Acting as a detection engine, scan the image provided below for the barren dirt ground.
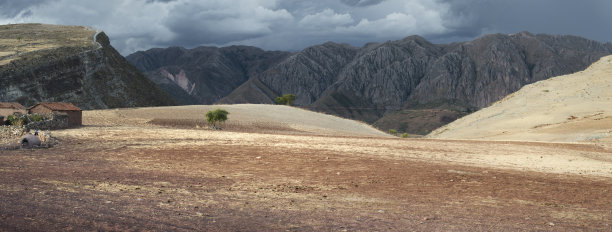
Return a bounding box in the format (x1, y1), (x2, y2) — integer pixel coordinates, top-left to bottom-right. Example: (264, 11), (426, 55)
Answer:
(1, 107), (612, 231)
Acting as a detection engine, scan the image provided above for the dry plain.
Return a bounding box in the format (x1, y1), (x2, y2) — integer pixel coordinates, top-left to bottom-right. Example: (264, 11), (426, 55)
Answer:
(0, 104), (611, 231)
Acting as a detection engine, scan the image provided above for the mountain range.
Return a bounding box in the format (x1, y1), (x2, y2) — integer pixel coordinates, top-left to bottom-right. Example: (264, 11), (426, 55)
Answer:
(127, 32), (612, 134)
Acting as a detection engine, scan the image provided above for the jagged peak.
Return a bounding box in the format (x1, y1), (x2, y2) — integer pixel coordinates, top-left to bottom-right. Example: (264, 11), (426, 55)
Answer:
(389, 35), (436, 49)
(94, 31), (110, 47)
(400, 35), (428, 42)
(510, 31), (535, 37)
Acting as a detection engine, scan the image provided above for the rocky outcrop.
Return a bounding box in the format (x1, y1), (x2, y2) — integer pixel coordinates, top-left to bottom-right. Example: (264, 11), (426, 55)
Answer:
(0, 24), (177, 109)
(126, 45), (290, 104)
(217, 42), (359, 105)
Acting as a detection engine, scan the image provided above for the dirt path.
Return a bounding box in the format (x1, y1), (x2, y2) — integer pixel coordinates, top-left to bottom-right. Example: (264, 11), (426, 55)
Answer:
(1, 125), (611, 231)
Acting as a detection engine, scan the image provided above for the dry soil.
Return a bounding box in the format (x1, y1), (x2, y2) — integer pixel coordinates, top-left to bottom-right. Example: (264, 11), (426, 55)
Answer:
(0, 105), (611, 231)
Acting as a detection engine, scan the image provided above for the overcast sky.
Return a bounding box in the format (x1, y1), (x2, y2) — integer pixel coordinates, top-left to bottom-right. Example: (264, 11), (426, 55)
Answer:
(1, 0), (611, 55)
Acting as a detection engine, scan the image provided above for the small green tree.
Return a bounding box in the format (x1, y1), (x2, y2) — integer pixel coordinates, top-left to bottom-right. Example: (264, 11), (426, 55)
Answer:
(275, 94), (297, 106)
(275, 96), (287, 105)
(206, 108), (229, 129)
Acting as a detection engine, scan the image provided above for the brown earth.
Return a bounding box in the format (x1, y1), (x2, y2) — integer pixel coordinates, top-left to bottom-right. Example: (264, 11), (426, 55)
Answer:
(1, 106), (611, 231)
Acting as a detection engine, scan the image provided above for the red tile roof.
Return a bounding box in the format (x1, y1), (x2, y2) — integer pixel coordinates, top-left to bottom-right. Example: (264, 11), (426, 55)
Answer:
(31, 102), (81, 111)
(0, 102), (26, 110)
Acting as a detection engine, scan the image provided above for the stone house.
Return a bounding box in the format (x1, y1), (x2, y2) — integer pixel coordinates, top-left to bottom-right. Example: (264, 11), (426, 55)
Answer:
(28, 102), (82, 127)
(0, 102), (27, 122)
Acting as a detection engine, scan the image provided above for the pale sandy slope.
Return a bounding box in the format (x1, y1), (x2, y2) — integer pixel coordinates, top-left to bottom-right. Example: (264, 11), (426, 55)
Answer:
(428, 55), (612, 144)
(84, 104), (391, 137)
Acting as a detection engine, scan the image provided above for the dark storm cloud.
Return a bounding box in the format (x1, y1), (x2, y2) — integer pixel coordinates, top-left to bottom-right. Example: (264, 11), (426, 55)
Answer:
(340, 0), (386, 7)
(0, 0), (48, 17)
(435, 0), (612, 43)
(0, 0), (610, 55)
(163, 1), (293, 46)
(145, 0), (176, 3)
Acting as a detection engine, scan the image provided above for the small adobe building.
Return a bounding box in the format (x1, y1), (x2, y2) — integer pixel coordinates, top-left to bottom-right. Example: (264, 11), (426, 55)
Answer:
(28, 102), (82, 127)
(0, 102), (27, 118)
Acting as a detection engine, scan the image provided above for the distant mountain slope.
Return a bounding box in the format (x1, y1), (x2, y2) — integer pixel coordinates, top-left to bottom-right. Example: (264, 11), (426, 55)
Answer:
(130, 32), (612, 134)
(126, 46), (290, 104)
(428, 55), (612, 143)
(0, 23), (176, 109)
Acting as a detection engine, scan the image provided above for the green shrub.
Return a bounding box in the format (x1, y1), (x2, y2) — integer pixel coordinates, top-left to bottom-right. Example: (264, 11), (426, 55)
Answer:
(275, 94), (297, 106)
(402, 133), (408, 138)
(389, 129), (397, 135)
(6, 115), (27, 126)
(30, 114), (44, 122)
(206, 108), (229, 129)
(5, 115), (16, 125)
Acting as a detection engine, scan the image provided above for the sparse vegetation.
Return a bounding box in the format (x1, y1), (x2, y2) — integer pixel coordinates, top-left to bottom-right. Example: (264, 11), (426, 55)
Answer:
(5, 114), (47, 126)
(206, 108), (229, 129)
(389, 129), (397, 135)
(402, 133), (408, 138)
(29, 114), (44, 122)
(275, 94), (297, 106)
(5, 115), (24, 126)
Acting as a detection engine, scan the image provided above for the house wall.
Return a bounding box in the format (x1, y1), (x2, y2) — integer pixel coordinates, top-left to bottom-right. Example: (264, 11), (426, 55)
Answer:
(65, 111), (82, 127)
(0, 108), (27, 117)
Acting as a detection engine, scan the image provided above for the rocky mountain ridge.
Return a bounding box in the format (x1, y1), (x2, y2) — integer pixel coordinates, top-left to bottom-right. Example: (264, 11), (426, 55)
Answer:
(129, 32), (612, 134)
(127, 46), (290, 104)
(0, 23), (176, 109)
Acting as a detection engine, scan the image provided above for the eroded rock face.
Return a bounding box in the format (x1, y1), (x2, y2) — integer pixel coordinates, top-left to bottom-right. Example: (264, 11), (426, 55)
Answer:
(126, 46), (291, 104)
(0, 24), (176, 109)
(234, 32), (612, 134)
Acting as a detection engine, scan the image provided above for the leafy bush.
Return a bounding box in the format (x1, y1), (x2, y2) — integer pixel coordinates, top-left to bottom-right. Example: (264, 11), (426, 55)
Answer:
(29, 114), (44, 122)
(5, 115), (16, 125)
(5, 114), (48, 126)
(389, 129), (397, 135)
(6, 115), (26, 126)
(206, 108), (229, 129)
(275, 94), (297, 106)
(402, 133), (408, 138)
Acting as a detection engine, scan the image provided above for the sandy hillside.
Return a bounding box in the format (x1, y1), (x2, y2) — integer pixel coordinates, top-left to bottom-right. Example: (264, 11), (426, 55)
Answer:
(428, 55), (612, 144)
(84, 104), (390, 137)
